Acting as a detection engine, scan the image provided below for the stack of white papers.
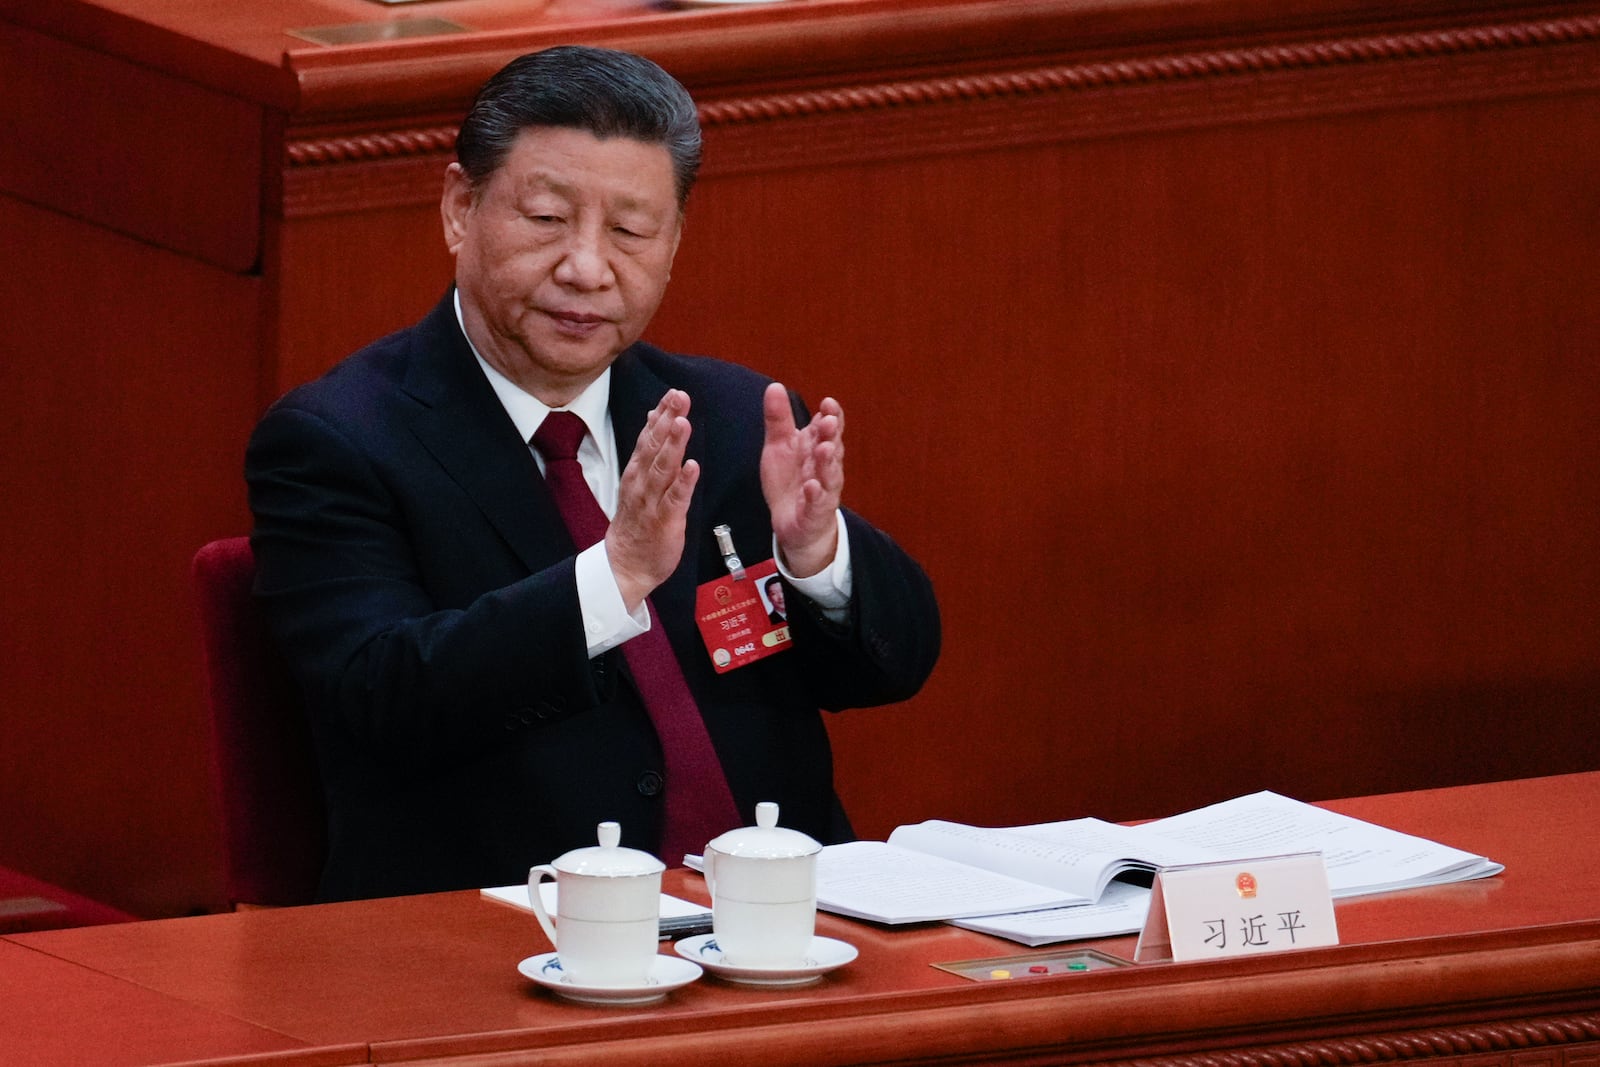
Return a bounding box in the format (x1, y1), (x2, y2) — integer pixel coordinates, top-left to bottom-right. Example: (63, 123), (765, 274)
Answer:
(811, 790), (1502, 945)
(481, 883), (713, 936)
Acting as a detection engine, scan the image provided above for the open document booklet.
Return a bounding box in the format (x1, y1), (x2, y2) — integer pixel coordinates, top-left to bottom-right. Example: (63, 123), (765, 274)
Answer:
(813, 790), (1502, 945)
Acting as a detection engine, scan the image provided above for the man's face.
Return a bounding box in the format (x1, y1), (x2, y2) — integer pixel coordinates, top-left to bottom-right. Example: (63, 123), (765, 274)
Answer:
(442, 126), (683, 404)
(767, 582), (786, 615)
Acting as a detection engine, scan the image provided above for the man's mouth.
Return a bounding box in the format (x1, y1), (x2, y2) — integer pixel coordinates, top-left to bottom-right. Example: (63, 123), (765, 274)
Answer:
(546, 309), (606, 336)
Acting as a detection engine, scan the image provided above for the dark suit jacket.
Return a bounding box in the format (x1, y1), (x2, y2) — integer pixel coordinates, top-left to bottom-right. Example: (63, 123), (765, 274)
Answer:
(246, 294), (941, 901)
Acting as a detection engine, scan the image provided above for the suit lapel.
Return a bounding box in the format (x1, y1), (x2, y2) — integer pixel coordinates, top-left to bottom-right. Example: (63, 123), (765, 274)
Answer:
(400, 295), (574, 573)
(395, 307), (711, 609)
(606, 349), (665, 468)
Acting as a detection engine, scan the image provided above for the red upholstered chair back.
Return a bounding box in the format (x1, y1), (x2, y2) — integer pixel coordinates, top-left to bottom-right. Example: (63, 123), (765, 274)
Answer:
(192, 537), (325, 907)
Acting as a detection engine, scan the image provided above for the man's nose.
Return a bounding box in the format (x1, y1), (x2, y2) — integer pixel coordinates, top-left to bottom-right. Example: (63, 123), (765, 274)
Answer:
(554, 229), (615, 290)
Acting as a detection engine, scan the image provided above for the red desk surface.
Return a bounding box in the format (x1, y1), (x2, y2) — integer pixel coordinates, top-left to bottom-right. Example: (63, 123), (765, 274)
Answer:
(0, 939), (362, 1067)
(10, 772), (1600, 1067)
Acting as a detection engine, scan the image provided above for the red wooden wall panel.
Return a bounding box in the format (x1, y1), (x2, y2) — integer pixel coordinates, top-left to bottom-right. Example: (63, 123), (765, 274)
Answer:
(648, 90), (1600, 835)
(0, 197), (261, 915)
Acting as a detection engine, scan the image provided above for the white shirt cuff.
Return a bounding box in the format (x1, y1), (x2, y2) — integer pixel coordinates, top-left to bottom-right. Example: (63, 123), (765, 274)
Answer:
(575, 541), (650, 657)
(775, 510), (852, 623)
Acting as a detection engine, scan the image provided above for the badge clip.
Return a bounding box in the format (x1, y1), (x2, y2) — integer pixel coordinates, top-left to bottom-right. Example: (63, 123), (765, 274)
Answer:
(713, 523), (746, 581)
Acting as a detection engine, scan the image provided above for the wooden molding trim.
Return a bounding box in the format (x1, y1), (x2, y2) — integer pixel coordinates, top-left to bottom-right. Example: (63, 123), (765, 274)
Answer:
(285, 126), (457, 168)
(373, 1010), (1600, 1067)
(1111, 1015), (1600, 1067)
(694, 13), (1600, 126)
(280, 11), (1600, 218)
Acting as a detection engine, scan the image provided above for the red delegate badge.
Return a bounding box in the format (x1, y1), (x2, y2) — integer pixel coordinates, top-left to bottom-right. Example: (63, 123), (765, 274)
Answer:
(694, 557), (793, 673)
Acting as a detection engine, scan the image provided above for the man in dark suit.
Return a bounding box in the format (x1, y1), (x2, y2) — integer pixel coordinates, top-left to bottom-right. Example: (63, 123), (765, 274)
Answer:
(245, 46), (940, 902)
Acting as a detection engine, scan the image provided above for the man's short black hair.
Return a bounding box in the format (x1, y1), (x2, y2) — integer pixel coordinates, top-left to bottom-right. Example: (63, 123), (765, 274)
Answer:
(456, 45), (702, 208)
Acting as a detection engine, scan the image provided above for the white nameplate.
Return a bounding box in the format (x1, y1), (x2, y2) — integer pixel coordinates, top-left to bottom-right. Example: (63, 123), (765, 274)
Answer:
(1134, 852), (1338, 963)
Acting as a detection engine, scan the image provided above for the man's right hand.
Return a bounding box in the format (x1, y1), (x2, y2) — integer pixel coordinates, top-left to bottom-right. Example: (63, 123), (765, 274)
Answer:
(606, 389), (699, 611)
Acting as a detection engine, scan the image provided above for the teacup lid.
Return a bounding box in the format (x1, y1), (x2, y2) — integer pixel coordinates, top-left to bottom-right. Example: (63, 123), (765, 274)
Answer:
(551, 821), (665, 877)
(706, 802), (821, 859)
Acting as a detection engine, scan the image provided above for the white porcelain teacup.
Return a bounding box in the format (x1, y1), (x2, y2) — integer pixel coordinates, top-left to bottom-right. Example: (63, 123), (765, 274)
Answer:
(528, 821), (663, 987)
(703, 801), (821, 969)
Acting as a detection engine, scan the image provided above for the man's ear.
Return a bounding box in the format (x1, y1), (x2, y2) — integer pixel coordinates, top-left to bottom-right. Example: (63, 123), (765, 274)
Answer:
(441, 163), (473, 255)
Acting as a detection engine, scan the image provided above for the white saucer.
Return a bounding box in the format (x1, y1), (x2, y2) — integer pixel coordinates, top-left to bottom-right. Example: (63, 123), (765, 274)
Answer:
(673, 933), (857, 986)
(517, 952), (702, 1005)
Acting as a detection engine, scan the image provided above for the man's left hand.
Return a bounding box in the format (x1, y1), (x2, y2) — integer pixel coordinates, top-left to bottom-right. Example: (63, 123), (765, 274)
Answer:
(761, 381), (843, 578)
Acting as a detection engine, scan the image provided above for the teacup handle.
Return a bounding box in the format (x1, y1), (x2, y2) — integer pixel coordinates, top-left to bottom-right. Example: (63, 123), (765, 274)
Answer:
(527, 864), (559, 948)
(702, 850), (717, 902)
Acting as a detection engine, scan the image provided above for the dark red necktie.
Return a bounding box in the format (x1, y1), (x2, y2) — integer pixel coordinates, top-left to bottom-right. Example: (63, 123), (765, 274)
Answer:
(531, 411), (741, 864)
